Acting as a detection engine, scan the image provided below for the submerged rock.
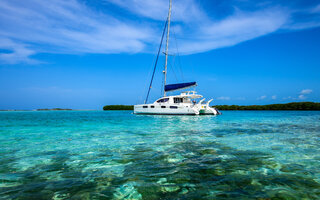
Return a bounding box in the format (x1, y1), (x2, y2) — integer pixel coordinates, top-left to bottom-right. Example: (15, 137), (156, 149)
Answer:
(179, 188), (189, 195)
(166, 154), (185, 163)
(280, 163), (304, 173)
(217, 154), (236, 160)
(157, 178), (180, 193)
(113, 182), (142, 200)
(182, 183), (196, 189)
(251, 179), (262, 186)
(265, 161), (282, 171)
(157, 178), (167, 184)
(52, 192), (70, 200)
(271, 145), (283, 150)
(258, 167), (272, 175)
(199, 148), (217, 155)
(232, 169), (250, 176)
(214, 167), (226, 176)
(161, 183), (180, 193)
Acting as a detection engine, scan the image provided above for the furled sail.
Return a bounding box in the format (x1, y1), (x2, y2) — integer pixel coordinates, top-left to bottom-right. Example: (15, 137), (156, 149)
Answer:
(165, 82), (197, 92)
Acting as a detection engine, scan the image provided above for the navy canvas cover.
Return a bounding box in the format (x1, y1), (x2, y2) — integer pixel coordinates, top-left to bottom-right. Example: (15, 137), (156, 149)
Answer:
(165, 82), (197, 92)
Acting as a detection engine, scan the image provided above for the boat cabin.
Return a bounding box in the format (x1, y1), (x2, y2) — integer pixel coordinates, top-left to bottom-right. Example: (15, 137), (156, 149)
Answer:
(154, 91), (202, 105)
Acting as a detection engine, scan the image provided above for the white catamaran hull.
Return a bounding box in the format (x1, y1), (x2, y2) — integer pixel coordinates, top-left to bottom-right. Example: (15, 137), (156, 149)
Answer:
(134, 104), (199, 115)
(134, 96), (221, 115)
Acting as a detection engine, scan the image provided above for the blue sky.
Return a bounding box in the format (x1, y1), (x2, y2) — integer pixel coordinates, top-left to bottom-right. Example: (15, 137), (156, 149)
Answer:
(0, 0), (320, 109)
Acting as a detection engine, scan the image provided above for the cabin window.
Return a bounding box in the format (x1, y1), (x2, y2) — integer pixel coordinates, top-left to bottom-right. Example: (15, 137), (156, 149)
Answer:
(151, 106), (155, 108)
(143, 106), (148, 108)
(170, 106), (178, 109)
(174, 98), (183, 103)
(161, 106), (166, 108)
(157, 98), (169, 103)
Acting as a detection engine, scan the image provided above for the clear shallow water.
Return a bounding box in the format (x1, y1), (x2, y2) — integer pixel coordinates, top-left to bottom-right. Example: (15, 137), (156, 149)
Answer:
(0, 111), (319, 199)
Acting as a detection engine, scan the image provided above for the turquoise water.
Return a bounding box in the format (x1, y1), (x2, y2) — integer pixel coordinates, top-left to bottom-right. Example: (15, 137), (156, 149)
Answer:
(0, 111), (320, 199)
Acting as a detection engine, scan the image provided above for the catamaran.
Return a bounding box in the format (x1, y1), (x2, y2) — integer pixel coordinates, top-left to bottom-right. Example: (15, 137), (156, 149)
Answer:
(134, 0), (221, 115)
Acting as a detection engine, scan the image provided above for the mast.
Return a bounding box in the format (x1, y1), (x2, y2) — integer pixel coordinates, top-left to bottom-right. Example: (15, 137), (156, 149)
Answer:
(163, 0), (172, 97)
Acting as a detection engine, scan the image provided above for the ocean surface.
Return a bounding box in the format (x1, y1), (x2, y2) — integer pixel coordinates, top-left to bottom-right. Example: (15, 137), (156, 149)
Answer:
(0, 111), (319, 199)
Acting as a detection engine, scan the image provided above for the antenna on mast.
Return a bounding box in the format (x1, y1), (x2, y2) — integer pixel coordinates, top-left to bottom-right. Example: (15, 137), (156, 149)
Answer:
(163, 0), (172, 97)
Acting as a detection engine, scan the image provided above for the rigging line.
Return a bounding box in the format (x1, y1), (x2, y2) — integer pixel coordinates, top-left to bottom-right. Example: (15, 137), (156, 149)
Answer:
(161, 72), (165, 97)
(169, 55), (178, 82)
(145, 18), (168, 104)
(172, 28), (184, 81)
(142, 47), (159, 102)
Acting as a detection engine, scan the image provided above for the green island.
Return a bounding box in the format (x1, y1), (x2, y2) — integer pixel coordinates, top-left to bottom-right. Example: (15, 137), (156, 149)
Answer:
(103, 105), (134, 110)
(103, 102), (320, 111)
(36, 108), (73, 111)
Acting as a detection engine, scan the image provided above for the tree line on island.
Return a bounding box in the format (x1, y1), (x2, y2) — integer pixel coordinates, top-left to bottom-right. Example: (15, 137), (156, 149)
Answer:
(103, 102), (320, 111)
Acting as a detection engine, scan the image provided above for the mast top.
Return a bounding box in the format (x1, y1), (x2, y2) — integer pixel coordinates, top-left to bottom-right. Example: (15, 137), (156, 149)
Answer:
(163, 0), (172, 97)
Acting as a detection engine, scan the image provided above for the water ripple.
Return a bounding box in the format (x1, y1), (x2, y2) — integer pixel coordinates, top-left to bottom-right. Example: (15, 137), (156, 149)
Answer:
(0, 111), (319, 199)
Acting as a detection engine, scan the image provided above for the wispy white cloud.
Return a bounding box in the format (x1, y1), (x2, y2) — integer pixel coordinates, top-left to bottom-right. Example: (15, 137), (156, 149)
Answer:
(297, 89), (313, 100)
(179, 8), (289, 54)
(107, 0), (291, 54)
(257, 95), (267, 100)
(271, 95), (277, 100)
(282, 4), (320, 30)
(300, 89), (313, 95)
(0, 38), (39, 64)
(107, 0), (207, 22)
(107, 0), (320, 55)
(284, 19), (320, 30)
(312, 4), (320, 13)
(216, 96), (231, 100)
(282, 89), (313, 100)
(0, 0), (154, 64)
(1, 0), (320, 64)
